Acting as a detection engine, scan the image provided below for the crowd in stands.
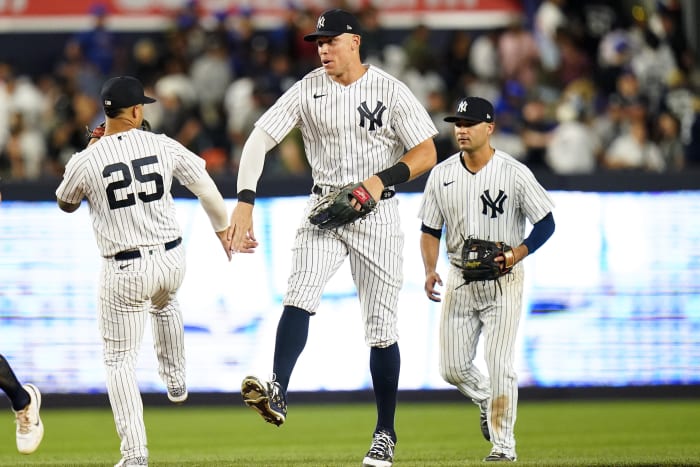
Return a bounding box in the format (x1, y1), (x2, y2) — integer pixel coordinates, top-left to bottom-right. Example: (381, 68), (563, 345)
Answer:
(0, 0), (698, 182)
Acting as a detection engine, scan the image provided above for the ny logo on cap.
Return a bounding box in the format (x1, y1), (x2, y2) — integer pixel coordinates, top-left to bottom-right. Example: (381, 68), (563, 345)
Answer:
(458, 100), (468, 113)
(318, 16), (325, 29)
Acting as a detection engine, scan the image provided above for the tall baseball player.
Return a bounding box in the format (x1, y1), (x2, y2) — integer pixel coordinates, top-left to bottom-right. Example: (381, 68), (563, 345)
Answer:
(55, 76), (245, 467)
(228, 9), (437, 467)
(0, 183), (44, 455)
(418, 97), (555, 462)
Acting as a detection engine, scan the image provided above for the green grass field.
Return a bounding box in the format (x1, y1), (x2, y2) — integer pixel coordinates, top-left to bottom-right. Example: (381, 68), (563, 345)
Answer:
(1, 399), (698, 466)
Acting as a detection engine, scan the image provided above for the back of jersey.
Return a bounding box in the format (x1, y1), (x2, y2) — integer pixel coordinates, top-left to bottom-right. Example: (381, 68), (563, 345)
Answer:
(57, 129), (205, 256)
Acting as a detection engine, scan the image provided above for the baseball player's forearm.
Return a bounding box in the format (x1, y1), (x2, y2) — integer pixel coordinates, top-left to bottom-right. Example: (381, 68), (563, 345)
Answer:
(236, 127), (278, 196)
(420, 232), (440, 274)
(185, 177), (229, 232)
(420, 231), (443, 302)
(397, 138), (437, 182)
(364, 139), (437, 200)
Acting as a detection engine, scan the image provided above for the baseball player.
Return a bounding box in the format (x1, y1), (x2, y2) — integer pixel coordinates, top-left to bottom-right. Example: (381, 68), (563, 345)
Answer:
(418, 97), (555, 462)
(229, 9), (437, 467)
(55, 76), (245, 467)
(0, 181), (44, 455)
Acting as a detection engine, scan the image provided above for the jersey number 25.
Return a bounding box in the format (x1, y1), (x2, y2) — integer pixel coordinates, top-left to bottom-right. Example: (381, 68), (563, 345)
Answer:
(103, 156), (165, 210)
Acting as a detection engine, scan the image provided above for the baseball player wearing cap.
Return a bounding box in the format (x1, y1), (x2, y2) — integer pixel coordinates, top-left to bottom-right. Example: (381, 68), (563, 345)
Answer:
(56, 76), (247, 467)
(0, 183), (44, 455)
(229, 9), (437, 467)
(418, 97), (555, 462)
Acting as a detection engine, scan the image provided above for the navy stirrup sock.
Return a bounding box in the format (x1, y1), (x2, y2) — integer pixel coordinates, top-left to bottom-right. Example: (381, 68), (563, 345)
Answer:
(370, 343), (400, 439)
(272, 306), (310, 392)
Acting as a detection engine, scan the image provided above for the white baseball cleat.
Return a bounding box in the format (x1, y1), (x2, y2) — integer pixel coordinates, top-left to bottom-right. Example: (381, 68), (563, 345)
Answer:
(14, 383), (44, 454)
(167, 387), (188, 404)
(362, 429), (395, 467)
(114, 457), (148, 466)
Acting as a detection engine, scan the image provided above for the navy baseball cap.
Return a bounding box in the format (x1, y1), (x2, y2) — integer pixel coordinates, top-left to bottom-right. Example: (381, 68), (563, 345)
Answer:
(101, 76), (156, 110)
(444, 97), (495, 123)
(303, 9), (361, 42)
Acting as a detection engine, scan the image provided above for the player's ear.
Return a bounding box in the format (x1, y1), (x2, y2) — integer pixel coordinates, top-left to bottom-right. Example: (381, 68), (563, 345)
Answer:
(352, 34), (360, 51)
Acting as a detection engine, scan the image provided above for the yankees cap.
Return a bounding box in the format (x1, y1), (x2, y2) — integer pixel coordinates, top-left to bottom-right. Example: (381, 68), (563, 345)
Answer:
(444, 97), (495, 123)
(303, 9), (361, 41)
(101, 76), (156, 110)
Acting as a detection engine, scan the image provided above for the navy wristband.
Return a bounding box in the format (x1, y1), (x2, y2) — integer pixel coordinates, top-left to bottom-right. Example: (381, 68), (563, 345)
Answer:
(375, 162), (410, 187)
(237, 189), (256, 205)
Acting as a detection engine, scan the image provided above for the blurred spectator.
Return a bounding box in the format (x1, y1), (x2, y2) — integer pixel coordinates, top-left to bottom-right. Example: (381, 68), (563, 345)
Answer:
(441, 30), (474, 101)
(0, 112), (46, 180)
(553, 29), (592, 87)
(685, 106), (700, 167)
(603, 118), (664, 171)
(498, 17), (541, 88)
(653, 110), (685, 171)
(358, 5), (389, 66)
(469, 30), (500, 83)
(0, 64), (45, 151)
(154, 70), (213, 155)
(563, 0), (625, 61)
(190, 34), (233, 146)
(54, 37), (104, 100)
(660, 70), (698, 152)
(649, 0), (694, 73)
(628, 9), (679, 115)
(596, 27), (634, 95)
(71, 4), (122, 76)
(130, 37), (166, 87)
(534, 0), (567, 72)
(519, 94), (557, 169)
(426, 90), (454, 162)
(609, 69), (649, 128)
(227, 8), (272, 78)
(545, 97), (600, 174)
(402, 24), (435, 73)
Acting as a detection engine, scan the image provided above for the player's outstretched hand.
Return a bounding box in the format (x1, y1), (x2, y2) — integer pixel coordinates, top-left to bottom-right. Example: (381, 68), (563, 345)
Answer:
(216, 229), (233, 261)
(228, 202), (258, 255)
(424, 271), (443, 302)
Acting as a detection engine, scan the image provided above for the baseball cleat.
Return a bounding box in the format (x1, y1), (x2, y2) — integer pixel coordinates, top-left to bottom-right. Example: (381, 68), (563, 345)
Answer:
(14, 383), (44, 454)
(483, 450), (516, 462)
(241, 375), (287, 426)
(167, 387), (188, 404)
(480, 404), (490, 441)
(114, 456), (148, 466)
(362, 429), (395, 467)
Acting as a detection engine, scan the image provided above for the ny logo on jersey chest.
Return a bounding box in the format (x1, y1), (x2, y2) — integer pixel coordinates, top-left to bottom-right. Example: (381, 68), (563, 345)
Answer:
(357, 101), (386, 131)
(481, 189), (507, 218)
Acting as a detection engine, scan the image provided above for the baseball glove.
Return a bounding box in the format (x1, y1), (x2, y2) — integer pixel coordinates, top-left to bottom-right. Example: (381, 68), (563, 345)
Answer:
(86, 119), (151, 140)
(86, 122), (106, 140)
(308, 182), (377, 230)
(458, 237), (514, 283)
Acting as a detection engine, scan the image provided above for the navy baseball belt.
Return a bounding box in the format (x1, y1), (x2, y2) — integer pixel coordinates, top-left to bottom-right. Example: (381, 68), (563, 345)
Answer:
(312, 184), (395, 200)
(113, 237), (182, 261)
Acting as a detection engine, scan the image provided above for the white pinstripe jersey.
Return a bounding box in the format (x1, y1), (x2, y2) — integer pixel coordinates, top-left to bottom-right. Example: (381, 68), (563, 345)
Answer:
(55, 129), (208, 256)
(255, 65), (438, 187)
(418, 150), (554, 265)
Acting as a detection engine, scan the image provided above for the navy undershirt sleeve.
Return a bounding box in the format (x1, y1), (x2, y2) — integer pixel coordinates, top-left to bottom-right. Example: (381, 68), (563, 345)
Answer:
(420, 223), (442, 240)
(522, 212), (555, 254)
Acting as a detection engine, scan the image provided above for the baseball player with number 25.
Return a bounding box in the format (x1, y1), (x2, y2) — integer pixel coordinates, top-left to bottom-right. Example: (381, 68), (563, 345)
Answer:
(229, 9), (437, 467)
(419, 97), (555, 462)
(55, 76), (248, 467)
